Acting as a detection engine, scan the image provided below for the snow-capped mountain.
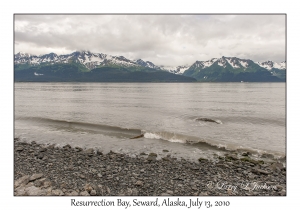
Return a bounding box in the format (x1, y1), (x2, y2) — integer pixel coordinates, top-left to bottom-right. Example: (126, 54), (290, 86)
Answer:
(183, 56), (286, 82)
(256, 61), (286, 70)
(188, 57), (258, 70)
(15, 51), (140, 70)
(135, 59), (160, 69)
(14, 52), (286, 81)
(14, 52), (196, 82)
(14, 51), (191, 74)
(186, 56), (286, 72)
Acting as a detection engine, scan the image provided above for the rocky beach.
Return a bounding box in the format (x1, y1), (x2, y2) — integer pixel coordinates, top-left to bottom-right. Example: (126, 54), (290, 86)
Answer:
(14, 138), (286, 196)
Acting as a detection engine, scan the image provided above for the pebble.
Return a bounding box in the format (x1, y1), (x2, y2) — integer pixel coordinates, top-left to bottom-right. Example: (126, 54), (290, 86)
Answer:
(90, 190), (97, 196)
(80, 191), (90, 196)
(199, 192), (208, 196)
(135, 180), (143, 186)
(166, 190), (174, 195)
(14, 140), (286, 196)
(252, 168), (270, 175)
(52, 189), (64, 196)
(16, 147), (24, 151)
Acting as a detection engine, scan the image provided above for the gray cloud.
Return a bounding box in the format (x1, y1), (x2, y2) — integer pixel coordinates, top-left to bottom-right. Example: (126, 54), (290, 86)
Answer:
(14, 14), (286, 66)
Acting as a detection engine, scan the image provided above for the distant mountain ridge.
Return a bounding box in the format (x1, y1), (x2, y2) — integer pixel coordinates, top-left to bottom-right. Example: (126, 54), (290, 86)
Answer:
(15, 51), (140, 70)
(182, 56), (285, 82)
(14, 51), (196, 82)
(14, 51), (286, 82)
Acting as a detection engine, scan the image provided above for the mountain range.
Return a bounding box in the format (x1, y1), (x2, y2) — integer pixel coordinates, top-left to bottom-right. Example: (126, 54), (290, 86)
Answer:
(14, 51), (286, 82)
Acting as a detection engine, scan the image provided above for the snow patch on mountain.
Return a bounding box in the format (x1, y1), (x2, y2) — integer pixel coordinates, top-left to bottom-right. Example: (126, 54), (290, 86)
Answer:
(217, 57), (227, 67)
(160, 65), (190, 74)
(225, 58), (240, 68)
(135, 59), (160, 69)
(240, 60), (248, 68)
(202, 58), (218, 68)
(177, 66), (190, 74)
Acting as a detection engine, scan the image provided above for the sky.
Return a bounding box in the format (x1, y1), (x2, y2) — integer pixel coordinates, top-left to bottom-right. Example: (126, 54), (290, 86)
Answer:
(14, 14), (286, 66)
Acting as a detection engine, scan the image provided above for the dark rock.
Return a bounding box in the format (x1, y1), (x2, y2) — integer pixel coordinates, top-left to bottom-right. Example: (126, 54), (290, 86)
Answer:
(162, 157), (170, 161)
(241, 152), (250, 156)
(147, 153), (157, 161)
(261, 153), (274, 159)
(225, 154), (238, 161)
(163, 150), (169, 152)
(278, 156), (286, 162)
(148, 153), (157, 157)
(198, 158), (208, 162)
(75, 147), (83, 152)
(240, 157), (264, 165)
(191, 166), (200, 170)
(147, 156), (156, 162)
(63, 144), (71, 150)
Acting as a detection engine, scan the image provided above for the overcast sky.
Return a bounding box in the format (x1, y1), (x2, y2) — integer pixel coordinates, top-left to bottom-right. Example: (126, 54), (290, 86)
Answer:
(14, 15), (285, 66)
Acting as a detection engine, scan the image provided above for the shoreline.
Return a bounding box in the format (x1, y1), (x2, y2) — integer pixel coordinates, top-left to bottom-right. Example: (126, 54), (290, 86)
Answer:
(14, 138), (286, 196)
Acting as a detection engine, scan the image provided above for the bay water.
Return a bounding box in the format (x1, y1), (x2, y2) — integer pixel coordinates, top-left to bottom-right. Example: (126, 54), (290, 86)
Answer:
(14, 82), (286, 162)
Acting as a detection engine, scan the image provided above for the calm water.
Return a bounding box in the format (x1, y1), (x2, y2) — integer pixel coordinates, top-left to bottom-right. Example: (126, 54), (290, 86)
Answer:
(14, 82), (286, 162)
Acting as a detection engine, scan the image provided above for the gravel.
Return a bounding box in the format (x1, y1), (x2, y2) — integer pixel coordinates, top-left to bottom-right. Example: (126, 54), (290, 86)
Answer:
(14, 138), (286, 196)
